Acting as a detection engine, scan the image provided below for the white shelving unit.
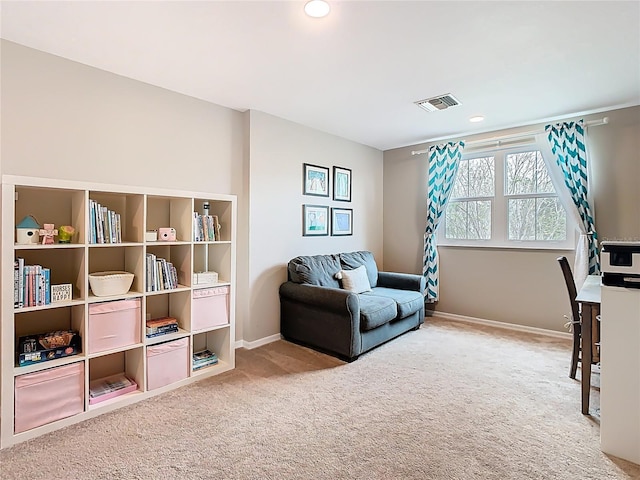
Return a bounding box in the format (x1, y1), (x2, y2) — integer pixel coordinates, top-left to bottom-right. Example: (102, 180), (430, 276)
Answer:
(1, 175), (237, 448)
(600, 285), (640, 465)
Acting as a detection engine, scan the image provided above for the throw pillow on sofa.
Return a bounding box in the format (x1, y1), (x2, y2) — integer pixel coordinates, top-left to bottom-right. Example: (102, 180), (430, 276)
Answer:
(335, 265), (372, 293)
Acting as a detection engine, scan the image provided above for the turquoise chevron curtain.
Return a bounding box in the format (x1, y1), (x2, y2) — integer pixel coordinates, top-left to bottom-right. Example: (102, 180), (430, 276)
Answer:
(538, 120), (599, 288)
(424, 141), (465, 301)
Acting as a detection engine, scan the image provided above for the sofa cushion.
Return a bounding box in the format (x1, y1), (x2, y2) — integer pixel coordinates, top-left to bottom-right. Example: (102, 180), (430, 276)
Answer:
(288, 254), (341, 288)
(366, 287), (424, 318)
(340, 251), (379, 288)
(336, 265), (371, 293)
(358, 294), (397, 331)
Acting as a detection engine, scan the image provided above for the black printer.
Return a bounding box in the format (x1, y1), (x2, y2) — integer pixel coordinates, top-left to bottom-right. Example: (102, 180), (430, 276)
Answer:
(601, 241), (640, 288)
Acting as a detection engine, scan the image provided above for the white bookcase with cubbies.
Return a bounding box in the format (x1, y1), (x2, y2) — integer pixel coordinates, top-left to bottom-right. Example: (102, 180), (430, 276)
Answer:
(1, 175), (236, 448)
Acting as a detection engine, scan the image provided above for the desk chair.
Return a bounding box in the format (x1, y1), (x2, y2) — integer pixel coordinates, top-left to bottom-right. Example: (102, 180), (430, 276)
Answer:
(557, 256), (582, 379)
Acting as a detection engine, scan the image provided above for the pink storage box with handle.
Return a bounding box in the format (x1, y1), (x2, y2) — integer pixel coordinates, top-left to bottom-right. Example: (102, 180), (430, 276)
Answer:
(146, 337), (189, 390)
(192, 286), (229, 331)
(88, 298), (141, 354)
(15, 362), (84, 434)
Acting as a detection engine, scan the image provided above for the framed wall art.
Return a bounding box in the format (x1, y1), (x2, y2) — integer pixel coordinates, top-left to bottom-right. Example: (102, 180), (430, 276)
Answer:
(333, 166), (351, 202)
(331, 207), (353, 236)
(303, 204), (330, 236)
(303, 163), (330, 197)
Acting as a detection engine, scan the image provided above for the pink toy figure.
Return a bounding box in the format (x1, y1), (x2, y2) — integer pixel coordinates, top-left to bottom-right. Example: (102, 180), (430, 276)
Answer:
(39, 224), (58, 245)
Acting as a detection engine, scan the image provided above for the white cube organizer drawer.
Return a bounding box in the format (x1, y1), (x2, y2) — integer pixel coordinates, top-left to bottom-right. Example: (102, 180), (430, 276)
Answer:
(15, 362), (85, 433)
(88, 298), (141, 354)
(192, 286), (229, 331)
(146, 337), (189, 390)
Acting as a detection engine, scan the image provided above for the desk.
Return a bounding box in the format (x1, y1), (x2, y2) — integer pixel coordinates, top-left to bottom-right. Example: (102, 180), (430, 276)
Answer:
(575, 274), (601, 415)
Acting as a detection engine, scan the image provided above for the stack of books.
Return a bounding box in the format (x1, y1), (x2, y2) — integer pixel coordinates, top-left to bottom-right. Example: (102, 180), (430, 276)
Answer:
(192, 349), (218, 370)
(146, 316), (179, 338)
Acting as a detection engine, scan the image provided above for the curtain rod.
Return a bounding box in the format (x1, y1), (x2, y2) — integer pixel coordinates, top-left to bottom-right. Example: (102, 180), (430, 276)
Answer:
(410, 116), (609, 156)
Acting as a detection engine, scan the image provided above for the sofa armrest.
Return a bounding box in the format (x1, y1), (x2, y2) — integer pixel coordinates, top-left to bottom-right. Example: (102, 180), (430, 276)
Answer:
(377, 271), (426, 294)
(279, 282), (359, 315)
(279, 282), (362, 360)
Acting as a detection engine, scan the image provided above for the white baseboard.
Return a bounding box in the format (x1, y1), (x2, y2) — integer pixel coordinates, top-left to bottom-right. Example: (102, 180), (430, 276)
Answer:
(233, 313), (571, 350)
(235, 333), (282, 350)
(431, 311), (572, 340)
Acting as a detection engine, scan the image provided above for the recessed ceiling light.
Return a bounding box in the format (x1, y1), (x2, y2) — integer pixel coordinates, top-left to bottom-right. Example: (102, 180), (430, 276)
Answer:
(469, 116), (485, 123)
(305, 0), (330, 18)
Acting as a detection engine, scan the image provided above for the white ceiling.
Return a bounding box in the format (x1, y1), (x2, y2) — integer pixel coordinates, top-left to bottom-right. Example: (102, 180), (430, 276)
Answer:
(1, 1), (639, 151)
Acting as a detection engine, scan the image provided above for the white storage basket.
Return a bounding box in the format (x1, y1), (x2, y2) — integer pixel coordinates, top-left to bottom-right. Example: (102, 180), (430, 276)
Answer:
(89, 271), (134, 297)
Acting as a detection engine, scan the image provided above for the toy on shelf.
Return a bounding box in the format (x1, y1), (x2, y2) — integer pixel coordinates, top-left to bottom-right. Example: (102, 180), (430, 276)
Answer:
(39, 224), (58, 245)
(57, 225), (75, 243)
(16, 215), (41, 245)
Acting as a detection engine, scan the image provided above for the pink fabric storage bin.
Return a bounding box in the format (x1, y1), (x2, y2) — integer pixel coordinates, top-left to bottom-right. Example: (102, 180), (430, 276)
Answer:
(146, 337), (189, 390)
(192, 286), (229, 331)
(15, 362), (84, 434)
(88, 298), (141, 354)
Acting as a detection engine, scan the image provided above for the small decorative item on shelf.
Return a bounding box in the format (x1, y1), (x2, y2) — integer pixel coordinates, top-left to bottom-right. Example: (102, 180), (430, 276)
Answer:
(145, 230), (158, 242)
(158, 227), (176, 241)
(193, 271), (218, 285)
(51, 284), (73, 303)
(88, 271), (134, 297)
(57, 225), (75, 243)
(39, 223), (58, 245)
(16, 215), (41, 245)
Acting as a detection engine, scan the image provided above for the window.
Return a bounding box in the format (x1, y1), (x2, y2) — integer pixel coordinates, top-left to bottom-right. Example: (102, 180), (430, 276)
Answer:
(439, 145), (573, 249)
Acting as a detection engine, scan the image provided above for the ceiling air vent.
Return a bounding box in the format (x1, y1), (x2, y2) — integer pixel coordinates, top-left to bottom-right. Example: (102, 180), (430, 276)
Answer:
(415, 94), (461, 112)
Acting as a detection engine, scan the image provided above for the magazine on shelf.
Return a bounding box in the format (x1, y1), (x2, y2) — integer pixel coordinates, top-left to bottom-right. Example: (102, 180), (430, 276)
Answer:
(193, 349), (218, 369)
(89, 373), (138, 404)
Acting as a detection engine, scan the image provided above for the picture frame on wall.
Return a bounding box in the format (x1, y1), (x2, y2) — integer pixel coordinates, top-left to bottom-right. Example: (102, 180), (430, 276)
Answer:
(303, 204), (330, 236)
(303, 163), (330, 197)
(331, 208), (353, 236)
(333, 166), (352, 202)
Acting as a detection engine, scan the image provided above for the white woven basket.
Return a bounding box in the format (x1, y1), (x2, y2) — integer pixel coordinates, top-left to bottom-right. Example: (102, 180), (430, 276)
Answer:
(89, 271), (134, 297)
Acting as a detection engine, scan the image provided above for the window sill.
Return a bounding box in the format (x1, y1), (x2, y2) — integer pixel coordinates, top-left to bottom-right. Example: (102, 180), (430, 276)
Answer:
(437, 242), (575, 252)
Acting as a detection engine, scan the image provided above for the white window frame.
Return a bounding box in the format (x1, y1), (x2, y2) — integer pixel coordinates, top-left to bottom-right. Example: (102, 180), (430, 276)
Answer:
(437, 144), (576, 250)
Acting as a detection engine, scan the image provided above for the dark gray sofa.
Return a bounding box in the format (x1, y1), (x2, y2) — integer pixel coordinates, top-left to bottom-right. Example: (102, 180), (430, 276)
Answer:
(279, 251), (425, 361)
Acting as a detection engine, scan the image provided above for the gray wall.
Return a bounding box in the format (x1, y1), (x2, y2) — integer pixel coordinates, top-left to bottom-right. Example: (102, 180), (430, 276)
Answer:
(246, 110), (383, 343)
(383, 106), (640, 331)
(1, 40), (384, 345)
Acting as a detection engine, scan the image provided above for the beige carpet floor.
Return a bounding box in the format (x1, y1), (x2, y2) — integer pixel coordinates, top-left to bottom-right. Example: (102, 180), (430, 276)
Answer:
(1, 316), (638, 480)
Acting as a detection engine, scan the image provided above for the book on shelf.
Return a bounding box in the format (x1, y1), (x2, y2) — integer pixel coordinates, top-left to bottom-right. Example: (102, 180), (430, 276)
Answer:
(145, 254), (178, 292)
(193, 212), (219, 242)
(146, 316), (179, 337)
(14, 260), (51, 308)
(89, 199), (122, 244)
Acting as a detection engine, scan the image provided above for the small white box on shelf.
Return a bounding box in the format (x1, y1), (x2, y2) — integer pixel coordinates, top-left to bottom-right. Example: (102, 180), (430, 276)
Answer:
(145, 230), (158, 242)
(51, 284), (72, 303)
(193, 271), (218, 285)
